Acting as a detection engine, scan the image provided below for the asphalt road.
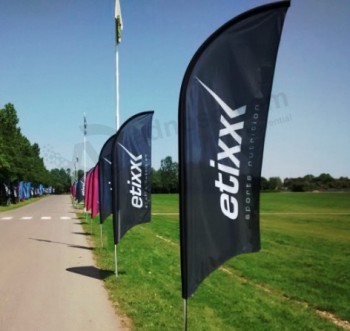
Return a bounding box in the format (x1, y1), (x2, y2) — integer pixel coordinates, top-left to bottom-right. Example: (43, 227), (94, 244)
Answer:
(0, 195), (127, 331)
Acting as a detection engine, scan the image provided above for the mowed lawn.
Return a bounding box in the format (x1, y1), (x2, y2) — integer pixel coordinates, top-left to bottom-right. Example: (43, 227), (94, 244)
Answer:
(83, 192), (350, 331)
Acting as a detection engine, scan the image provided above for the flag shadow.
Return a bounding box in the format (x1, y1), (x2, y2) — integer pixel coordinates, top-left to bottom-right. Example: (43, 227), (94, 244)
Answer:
(72, 231), (91, 236)
(66, 266), (114, 280)
(28, 238), (93, 251)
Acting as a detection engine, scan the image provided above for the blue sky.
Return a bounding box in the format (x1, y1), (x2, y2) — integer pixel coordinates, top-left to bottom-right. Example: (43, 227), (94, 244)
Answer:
(0, 0), (349, 179)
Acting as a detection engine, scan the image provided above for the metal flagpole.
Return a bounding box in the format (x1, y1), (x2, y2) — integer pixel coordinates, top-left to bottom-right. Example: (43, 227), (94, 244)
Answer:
(116, 46), (120, 130)
(115, 210), (121, 277)
(114, 244), (118, 276)
(83, 114), (89, 231)
(183, 299), (188, 331)
(114, 0), (123, 278)
(100, 224), (103, 247)
(115, 0), (122, 130)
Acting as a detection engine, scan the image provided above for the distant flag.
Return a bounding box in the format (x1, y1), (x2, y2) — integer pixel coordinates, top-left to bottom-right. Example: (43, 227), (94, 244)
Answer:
(85, 167), (94, 212)
(76, 177), (85, 203)
(98, 133), (117, 223)
(179, 1), (290, 300)
(91, 165), (100, 218)
(18, 181), (25, 201)
(111, 111), (154, 244)
(71, 181), (76, 198)
(115, 0), (123, 44)
(84, 113), (87, 136)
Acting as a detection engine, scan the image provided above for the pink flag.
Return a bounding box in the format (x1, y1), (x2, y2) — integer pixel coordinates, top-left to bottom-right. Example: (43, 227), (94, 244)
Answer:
(91, 165), (100, 218)
(84, 168), (93, 211)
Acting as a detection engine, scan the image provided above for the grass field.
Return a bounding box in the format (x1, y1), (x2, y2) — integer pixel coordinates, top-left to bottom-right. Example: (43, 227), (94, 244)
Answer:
(0, 196), (44, 211)
(82, 192), (350, 331)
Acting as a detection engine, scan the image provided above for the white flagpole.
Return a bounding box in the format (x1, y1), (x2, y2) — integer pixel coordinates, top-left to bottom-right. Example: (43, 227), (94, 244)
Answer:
(116, 46), (120, 130)
(83, 113), (87, 219)
(183, 299), (188, 331)
(114, 0), (123, 277)
(115, 0), (123, 130)
(100, 224), (103, 247)
(114, 244), (118, 276)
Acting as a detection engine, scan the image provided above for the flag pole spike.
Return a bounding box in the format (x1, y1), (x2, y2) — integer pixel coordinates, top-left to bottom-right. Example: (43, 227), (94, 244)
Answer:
(114, 244), (118, 277)
(100, 224), (103, 247)
(183, 299), (188, 331)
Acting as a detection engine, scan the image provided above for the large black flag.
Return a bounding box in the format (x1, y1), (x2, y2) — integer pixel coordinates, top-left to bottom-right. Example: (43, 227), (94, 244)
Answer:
(98, 134), (117, 223)
(179, 2), (290, 299)
(112, 111), (154, 244)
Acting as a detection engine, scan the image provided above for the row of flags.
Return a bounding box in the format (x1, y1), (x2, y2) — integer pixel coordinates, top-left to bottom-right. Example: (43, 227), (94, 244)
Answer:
(77, 0), (290, 327)
(81, 111), (154, 245)
(0, 180), (52, 205)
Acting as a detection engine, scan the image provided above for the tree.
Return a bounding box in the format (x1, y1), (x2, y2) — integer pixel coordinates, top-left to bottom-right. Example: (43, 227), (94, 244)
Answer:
(260, 177), (269, 191)
(0, 134), (10, 174)
(151, 168), (162, 193)
(0, 103), (20, 179)
(49, 168), (71, 194)
(0, 103), (50, 185)
(159, 156), (178, 193)
(268, 177), (283, 191)
(316, 173), (334, 189)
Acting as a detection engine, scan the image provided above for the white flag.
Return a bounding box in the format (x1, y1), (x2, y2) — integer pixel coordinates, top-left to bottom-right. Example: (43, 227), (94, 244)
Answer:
(115, 0), (123, 44)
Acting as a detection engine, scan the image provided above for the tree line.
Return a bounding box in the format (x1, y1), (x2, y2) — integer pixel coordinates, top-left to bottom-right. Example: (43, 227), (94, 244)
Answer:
(2, 104), (348, 196)
(0, 103), (71, 194)
(152, 156), (350, 193)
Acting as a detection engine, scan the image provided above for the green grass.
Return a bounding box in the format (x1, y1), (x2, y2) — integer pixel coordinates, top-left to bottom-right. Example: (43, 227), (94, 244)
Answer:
(81, 193), (350, 331)
(0, 196), (45, 211)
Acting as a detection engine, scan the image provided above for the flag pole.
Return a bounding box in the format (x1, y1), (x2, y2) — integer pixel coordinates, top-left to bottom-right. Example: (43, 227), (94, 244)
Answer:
(114, 244), (118, 276)
(116, 45), (120, 130)
(83, 113), (87, 223)
(100, 224), (103, 247)
(115, 210), (121, 277)
(114, 0), (123, 278)
(115, 0), (122, 130)
(183, 299), (188, 331)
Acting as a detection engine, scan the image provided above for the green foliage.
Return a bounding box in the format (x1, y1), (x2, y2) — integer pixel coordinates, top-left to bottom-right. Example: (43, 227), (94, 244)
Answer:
(284, 174), (350, 192)
(261, 175), (350, 192)
(152, 156), (179, 193)
(0, 103), (48, 182)
(82, 193), (350, 331)
(0, 103), (70, 192)
(48, 168), (71, 193)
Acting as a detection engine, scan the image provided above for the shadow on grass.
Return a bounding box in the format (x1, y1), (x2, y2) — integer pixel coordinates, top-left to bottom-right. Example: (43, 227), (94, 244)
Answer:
(66, 266), (115, 280)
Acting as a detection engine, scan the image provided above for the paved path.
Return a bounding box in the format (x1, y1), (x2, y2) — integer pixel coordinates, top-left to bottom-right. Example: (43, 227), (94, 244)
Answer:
(0, 195), (127, 331)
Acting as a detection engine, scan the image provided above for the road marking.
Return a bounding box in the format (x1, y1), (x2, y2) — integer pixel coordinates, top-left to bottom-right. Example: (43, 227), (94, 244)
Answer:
(60, 216), (71, 220)
(1, 216), (13, 220)
(21, 216), (33, 220)
(41, 216), (52, 220)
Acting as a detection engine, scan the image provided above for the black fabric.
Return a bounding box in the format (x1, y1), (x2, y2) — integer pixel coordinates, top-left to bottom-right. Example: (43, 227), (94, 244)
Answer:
(98, 134), (117, 223)
(179, 1), (290, 299)
(112, 111), (154, 244)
